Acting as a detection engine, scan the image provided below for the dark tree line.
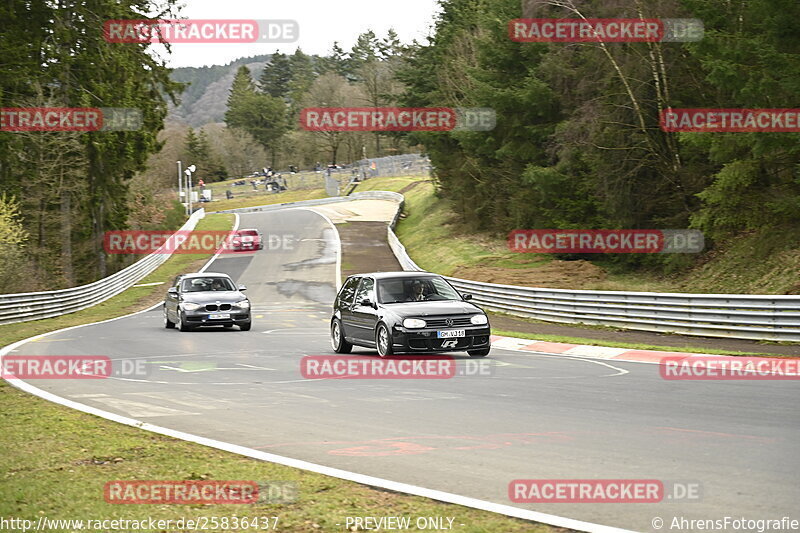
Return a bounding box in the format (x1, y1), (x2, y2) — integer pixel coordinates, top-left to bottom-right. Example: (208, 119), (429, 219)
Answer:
(0, 0), (182, 291)
(399, 0), (800, 272)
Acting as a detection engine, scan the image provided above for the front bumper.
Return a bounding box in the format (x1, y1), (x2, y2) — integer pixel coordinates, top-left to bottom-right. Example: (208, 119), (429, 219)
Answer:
(184, 309), (250, 327)
(390, 325), (491, 353)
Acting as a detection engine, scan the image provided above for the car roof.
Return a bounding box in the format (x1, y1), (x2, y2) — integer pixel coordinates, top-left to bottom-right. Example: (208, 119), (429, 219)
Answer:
(180, 272), (232, 279)
(347, 271), (439, 280)
(236, 228), (260, 232)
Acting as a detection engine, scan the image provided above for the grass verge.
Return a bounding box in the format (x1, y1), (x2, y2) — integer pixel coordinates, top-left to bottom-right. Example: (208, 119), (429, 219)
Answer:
(0, 383), (557, 532)
(208, 188), (327, 213)
(0, 211), (558, 533)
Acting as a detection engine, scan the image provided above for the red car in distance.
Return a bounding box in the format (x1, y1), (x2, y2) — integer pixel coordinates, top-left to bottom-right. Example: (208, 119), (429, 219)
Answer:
(230, 229), (264, 251)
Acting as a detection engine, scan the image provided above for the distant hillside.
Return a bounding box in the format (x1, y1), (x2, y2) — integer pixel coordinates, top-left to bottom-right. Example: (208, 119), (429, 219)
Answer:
(167, 55), (272, 127)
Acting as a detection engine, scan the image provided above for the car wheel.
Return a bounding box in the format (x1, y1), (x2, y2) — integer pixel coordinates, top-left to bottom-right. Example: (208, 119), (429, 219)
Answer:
(177, 312), (193, 332)
(468, 348), (490, 357)
(239, 321), (252, 331)
(331, 319), (352, 354)
(164, 308), (175, 329)
(376, 323), (393, 358)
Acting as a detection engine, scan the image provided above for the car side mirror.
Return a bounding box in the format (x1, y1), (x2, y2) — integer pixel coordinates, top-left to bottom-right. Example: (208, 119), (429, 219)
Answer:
(462, 293), (473, 300)
(238, 285), (247, 291)
(360, 298), (374, 308)
(168, 287), (178, 295)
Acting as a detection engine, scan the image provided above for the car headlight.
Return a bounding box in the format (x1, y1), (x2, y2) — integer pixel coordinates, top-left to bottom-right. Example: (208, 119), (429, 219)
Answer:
(182, 302), (202, 311)
(235, 300), (250, 309)
(470, 314), (488, 325)
(403, 318), (426, 328)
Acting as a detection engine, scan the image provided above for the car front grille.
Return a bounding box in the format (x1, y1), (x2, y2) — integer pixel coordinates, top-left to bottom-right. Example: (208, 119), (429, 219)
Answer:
(423, 316), (473, 327)
(205, 304), (232, 312)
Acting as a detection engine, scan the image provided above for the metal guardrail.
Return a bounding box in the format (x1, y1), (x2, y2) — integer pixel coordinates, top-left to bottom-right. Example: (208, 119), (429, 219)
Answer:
(0, 193), (402, 326)
(383, 196), (800, 342)
(0, 209), (206, 326)
(5, 190), (799, 342)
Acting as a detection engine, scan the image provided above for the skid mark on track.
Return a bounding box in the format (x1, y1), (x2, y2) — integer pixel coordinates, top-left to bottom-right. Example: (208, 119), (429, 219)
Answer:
(256, 432), (572, 457)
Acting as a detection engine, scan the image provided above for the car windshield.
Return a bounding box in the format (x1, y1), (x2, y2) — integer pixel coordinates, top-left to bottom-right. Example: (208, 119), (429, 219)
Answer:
(238, 230), (258, 236)
(181, 277), (235, 292)
(377, 277), (462, 304)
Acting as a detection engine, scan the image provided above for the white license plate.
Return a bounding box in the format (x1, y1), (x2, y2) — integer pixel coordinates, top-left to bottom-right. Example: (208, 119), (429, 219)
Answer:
(437, 329), (465, 338)
(208, 313), (230, 320)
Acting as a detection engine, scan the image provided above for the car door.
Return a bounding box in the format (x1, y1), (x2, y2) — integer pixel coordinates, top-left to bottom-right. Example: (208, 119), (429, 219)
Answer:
(165, 278), (182, 320)
(337, 276), (361, 340)
(351, 277), (378, 344)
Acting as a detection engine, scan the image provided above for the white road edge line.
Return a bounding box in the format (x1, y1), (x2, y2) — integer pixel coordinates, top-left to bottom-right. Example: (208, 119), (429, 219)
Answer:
(0, 206), (634, 533)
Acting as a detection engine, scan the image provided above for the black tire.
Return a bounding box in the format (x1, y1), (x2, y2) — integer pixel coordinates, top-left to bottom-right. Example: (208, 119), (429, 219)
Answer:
(177, 312), (193, 332)
(468, 348), (490, 357)
(331, 319), (352, 354)
(239, 321), (252, 331)
(164, 309), (175, 329)
(376, 323), (394, 358)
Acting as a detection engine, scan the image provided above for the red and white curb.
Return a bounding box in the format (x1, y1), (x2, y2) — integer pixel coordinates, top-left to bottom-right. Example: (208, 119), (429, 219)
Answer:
(489, 335), (782, 365)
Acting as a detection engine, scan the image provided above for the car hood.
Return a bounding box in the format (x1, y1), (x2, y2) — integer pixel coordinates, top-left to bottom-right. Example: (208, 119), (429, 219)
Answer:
(381, 300), (483, 317)
(181, 291), (246, 304)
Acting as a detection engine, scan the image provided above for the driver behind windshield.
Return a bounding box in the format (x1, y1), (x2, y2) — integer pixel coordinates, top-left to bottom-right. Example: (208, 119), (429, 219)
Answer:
(406, 280), (426, 301)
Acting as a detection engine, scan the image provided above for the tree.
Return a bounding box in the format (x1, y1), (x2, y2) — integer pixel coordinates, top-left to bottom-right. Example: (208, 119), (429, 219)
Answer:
(302, 73), (365, 164)
(259, 52), (292, 99)
(0, 0), (183, 284)
(288, 49), (317, 104)
(0, 194), (34, 293)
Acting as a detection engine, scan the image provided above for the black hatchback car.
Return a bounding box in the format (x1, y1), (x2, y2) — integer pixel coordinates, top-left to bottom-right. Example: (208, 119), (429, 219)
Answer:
(330, 272), (491, 357)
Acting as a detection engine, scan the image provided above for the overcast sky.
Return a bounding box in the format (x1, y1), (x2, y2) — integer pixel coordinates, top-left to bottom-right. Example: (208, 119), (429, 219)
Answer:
(152, 0), (442, 68)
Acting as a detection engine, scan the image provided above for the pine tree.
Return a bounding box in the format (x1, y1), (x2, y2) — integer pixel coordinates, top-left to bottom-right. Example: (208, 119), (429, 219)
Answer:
(259, 52), (292, 98)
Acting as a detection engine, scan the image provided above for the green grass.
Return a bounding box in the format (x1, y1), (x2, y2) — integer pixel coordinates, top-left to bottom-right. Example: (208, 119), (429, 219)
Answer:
(0, 208), (557, 533)
(356, 178), (800, 296)
(208, 188), (327, 212)
(0, 382), (556, 532)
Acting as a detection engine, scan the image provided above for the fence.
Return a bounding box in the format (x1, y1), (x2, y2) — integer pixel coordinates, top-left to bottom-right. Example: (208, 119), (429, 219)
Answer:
(0, 209), (206, 326)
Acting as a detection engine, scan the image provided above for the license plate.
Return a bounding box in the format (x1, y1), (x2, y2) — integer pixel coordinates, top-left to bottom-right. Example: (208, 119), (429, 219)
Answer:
(437, 329), (465, 338)
(208, 313), (230, 320)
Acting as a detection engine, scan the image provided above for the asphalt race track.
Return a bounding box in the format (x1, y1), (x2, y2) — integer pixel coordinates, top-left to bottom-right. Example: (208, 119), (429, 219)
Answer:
(9, 207), (800, 532)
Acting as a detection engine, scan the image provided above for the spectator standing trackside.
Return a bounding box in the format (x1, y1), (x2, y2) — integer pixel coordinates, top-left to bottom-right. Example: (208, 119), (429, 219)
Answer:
(198, 179), (205, 189)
